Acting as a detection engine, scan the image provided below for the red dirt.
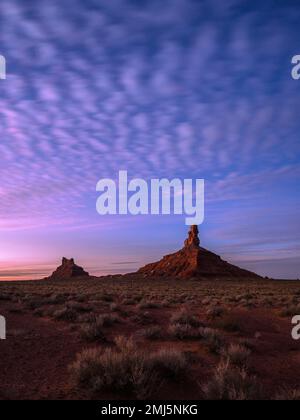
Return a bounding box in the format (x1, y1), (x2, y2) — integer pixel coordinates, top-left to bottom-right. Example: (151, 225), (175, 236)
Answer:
(1, 296), (299, 400)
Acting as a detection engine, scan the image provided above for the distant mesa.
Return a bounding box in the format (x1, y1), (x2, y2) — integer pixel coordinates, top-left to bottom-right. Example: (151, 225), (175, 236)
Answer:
(138, 225), (261, 280)
(47, 257), (90, 280)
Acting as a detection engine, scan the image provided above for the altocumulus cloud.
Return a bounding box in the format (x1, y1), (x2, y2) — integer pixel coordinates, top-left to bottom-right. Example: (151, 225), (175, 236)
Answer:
(0, 0), (300, 277)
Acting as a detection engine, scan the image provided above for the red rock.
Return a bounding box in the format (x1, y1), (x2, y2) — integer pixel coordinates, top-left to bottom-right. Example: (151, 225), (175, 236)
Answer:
(47, 257), (90, 280)
(138, 225), (261, 279)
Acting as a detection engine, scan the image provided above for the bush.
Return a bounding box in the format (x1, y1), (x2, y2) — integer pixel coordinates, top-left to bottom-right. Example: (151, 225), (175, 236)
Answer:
(201, 361), (263, 400)
(80, 321), (106, 342)
(149, 348), (187, 379)
(170, 309), (201, 328)
(131, 311), (154, 326)
(137, 301), (162, 310)
(138, 326), (162, 340)
(169, 323), (203, 340)
(97, 313), (120, 327)
(69, 336), (187, 399)
(207, 306), (226, 319)
(67, 301), (91, 313)
(201, 328), (225, 354)
(280, 305), (300, 318)
(275, 388), (300, 400)
(110, 303), (121, 312)
(222, 344), (251, 368)
(53, 307), (78, 322)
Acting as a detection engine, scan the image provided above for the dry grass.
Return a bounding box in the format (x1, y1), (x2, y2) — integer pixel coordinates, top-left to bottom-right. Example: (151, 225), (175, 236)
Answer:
(275, 388), (300, 400)
(222, 344), (251, 368)
(53, 307), (78, 322)
(69, 336), (187, 399)
(168, 323), (203, 340)
(137, 326), (162, 340)
(170, 308), (202, 328)
(201, 361), (263, 400)
(2, 277), (300, 400)
(201, 328), (225, 354)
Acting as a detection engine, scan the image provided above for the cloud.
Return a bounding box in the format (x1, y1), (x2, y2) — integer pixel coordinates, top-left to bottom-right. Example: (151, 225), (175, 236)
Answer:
(0, 0), (299, 277)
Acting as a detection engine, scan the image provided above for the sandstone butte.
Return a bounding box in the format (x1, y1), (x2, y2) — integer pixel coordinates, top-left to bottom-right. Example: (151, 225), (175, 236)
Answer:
(138, 225), (262, 280)
(47, 257), (90, 280)
(47, 226), (262, 281)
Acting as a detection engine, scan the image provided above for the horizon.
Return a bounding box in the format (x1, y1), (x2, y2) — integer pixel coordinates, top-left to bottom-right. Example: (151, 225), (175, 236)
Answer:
(1, 0), (300, 281)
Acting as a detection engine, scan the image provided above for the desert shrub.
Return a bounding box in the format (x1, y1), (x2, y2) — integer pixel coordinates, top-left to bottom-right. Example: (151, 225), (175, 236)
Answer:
(275, 388), (300, 400)
(110, 303), (121, 312)
(201, 328), (225, 354)
(33, 308), (45, 317)
(80, 321), (106, 342)
(207, 306), (226, 319)
(170, 309), (201, 328)
(131, 311), (154, 326)
(149, 348), (187, 379)
(74, 295), (88, 303)
(97, 313), (120, 327)
(101, 294), (114, 303)
(280, 305), (300, 318)
(222, 344), (251, 368)
(238, 338), (256, 351)
(53, 307), (78, 322)
(138, 326), (162, 340)
(67, 301), (91, 313)
(47, 294), (68, 305)
(201, 361), (263, 400)
(122, 298), (137, 305)
(137, 301), (162, 310)
(78, 313), (97, 323)
(169, 323), (203, 340)
(25, 298), (45, 310)
(202, 298), (211, 306)
(69, 336), (187, 399)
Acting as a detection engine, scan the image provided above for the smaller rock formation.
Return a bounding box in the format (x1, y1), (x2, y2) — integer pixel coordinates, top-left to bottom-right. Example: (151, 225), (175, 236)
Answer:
(47, 257), (90, 280)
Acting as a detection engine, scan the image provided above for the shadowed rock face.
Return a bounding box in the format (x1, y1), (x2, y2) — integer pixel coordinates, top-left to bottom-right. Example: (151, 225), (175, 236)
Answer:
(47, 257), (90, 280)
(138, 225), (261, 280)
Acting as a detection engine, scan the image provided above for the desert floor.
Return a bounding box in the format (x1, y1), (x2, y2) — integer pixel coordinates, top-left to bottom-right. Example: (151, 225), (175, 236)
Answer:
(0, 277), (299, 400)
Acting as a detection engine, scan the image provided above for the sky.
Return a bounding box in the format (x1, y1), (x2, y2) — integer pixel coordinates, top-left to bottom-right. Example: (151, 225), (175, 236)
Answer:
(0, 0), (300, 280)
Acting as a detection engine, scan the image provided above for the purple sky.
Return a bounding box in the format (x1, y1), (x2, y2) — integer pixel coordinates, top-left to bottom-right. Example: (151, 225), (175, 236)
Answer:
(0, 0), (300, 280)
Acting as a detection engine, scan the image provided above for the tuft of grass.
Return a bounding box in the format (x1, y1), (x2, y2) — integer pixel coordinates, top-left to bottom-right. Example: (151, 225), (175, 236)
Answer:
(69, 336), (187, 399)
(201, 361), (263, 400)
(53, 307), (78, 322)
(137, 301), (162, 310)
(80, 321), (106, 342)
(131, 311), (154, 326)
(170, 309), (202, 328)
(207, 306), (226, 319)
(138, 326), (162, 340)
(97, 313), (121, 327)
(275, 388), (300, 400)
(169, 323), (203, 340)
(222, 344), (251, 369)
(279, 305), (300, 318)
(201, 328), (225, 354)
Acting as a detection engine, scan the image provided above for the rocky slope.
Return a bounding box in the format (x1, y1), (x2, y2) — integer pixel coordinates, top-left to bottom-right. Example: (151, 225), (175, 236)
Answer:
(138, 225), (261, 279)
(47, 258), (90, 280)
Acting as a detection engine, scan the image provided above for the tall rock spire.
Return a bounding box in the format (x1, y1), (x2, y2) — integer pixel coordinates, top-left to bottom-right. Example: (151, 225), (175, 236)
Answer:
(184, 225), (200, 248)
(138, 224), (261, 279)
